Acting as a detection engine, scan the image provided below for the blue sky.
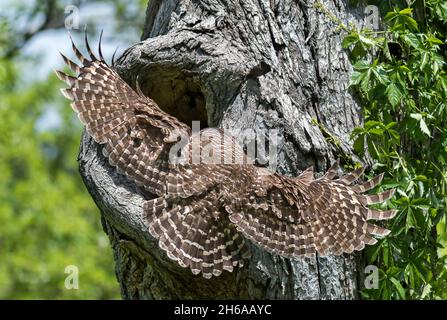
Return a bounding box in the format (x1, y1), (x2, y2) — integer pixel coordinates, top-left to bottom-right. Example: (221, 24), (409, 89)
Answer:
(19, 2), (141, 81)
(4, 1), (143, 130)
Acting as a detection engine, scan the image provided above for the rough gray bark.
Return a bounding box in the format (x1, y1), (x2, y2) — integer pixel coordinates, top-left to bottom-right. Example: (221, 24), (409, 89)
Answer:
(78, 0), (371, 299)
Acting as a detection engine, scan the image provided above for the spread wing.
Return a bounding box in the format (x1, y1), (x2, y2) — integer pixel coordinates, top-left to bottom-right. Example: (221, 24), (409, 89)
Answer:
(57, 34), (396, 280)
(229, 161), (396, 258)
(56, 32), (191, 196)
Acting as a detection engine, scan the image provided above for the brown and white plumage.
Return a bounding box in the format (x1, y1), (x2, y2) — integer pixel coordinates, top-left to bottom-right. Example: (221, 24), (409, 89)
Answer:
(57, 33), (396, 279)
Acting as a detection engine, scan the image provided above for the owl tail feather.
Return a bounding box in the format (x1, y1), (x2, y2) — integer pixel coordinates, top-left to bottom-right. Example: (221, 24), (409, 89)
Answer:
(144, 197), (250, 279)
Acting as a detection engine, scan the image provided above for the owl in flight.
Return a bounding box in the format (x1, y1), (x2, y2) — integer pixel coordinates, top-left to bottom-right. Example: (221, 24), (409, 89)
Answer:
(56, 33), (396, 279)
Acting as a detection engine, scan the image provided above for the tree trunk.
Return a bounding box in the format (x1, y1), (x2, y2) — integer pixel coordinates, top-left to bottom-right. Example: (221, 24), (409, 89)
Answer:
(78, 0), (370, 299)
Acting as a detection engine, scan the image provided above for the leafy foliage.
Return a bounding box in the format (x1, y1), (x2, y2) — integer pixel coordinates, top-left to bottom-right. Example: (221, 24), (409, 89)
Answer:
(0, 52), (121, 299)
(343, 0), (447, 299)
(0, 0), (149, 299)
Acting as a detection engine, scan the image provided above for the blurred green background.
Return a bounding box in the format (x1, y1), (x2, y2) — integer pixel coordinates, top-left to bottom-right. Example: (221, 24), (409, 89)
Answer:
(0, 0), (147, 299)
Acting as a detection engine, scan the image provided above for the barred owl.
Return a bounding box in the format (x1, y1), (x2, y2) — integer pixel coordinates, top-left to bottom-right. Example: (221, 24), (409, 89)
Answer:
(56, 33), (396, 279)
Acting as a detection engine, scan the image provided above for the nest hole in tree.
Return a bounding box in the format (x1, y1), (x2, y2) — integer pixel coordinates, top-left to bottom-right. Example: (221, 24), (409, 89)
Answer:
(142, 70), (208, 129)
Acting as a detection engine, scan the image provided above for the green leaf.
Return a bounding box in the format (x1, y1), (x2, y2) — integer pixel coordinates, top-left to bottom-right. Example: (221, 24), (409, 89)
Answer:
(399, 8), (413, 15)
(342, 34), (359, 49)
(403, 15), (418, 31)
(419, 118), (431, 136)
(352, 41), (368, 59)
(359, 34), (376, 46)
(420, 51), (429, 70)
(349, 70), (364, 87)
(384, 11), (398, 22)
(353, 135), (365, 155)
(353, 60), (372, 71)
(389, 129), (401, 145)
(438, 76), (447, 94)
(360, 69), (371, 92)
(386, 122), (398, 129)
(372, 66), (389, 84)
(398, 65), (411, 73)
(383, 38), (392, 61)
(405, 263), (416, 289)
(365, 120), (383, 129)
(390, 277), (406, 299)
(367, 138), (380, 160)
(406, 207), (416, 231)
(403, 34), (421, 48)
(386, 82), (402, 107)
(369, 128), (384, 135)
(427, 35), (444, 45)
